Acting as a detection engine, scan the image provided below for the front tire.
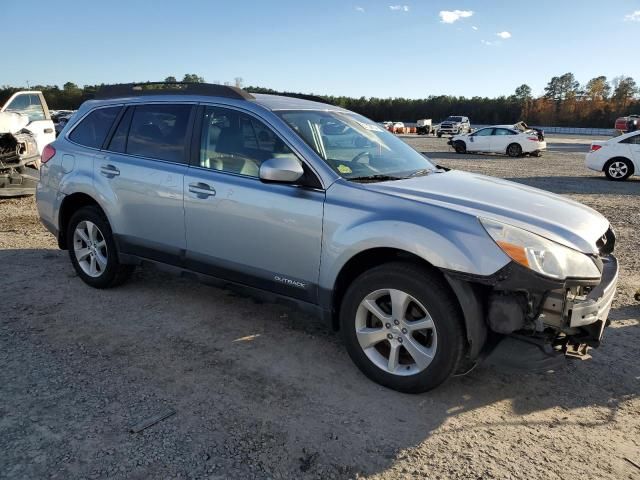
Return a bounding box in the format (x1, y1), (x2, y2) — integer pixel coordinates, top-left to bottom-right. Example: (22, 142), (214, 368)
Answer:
(604, 158), (633, 181)
(67, 206), (134, 288)
(507, 143), (523, 157)
(340, 262), (465, 393)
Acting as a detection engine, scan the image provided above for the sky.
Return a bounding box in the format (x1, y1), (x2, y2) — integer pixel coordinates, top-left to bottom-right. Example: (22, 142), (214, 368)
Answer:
(3, 0), (640, 99)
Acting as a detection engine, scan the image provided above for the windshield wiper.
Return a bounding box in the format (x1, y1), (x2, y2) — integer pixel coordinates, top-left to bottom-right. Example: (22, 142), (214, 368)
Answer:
(348, 174), (403, 183)
(407, 168), (433, 178)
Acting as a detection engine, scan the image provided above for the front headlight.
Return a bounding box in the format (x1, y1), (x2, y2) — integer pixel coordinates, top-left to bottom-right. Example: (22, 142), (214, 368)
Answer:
(480, 218), (601, 280)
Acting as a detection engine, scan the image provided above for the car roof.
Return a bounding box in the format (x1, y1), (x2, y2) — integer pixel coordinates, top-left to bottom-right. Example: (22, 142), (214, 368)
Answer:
(251, 93), (347, 112)
(84, 85), (347, 113)
(611, 130), (640, 142)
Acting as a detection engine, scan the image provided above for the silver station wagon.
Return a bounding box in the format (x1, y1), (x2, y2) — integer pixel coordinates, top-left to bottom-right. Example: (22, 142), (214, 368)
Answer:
(36, 83), (618, 392)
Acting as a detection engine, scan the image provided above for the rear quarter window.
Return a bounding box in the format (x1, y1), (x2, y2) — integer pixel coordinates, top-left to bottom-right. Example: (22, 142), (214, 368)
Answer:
(69, 107), (121, 149)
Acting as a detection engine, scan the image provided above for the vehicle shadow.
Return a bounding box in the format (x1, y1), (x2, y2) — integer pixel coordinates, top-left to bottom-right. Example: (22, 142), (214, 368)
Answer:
(1, 248), (639, 479)
(505, 175), (640, 195)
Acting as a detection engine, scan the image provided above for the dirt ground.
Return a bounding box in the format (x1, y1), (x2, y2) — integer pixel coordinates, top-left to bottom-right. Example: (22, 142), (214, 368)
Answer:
(1, 135), (639, 480)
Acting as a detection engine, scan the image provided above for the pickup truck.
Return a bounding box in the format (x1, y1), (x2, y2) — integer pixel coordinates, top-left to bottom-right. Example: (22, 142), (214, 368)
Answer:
(437, 116), (471, 137)
(0, 91), (55, 196)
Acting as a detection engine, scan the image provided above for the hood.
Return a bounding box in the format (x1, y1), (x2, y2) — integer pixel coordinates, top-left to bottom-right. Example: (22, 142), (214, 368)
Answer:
(0, 112), (29, 134)
(368, 170), (609, 254)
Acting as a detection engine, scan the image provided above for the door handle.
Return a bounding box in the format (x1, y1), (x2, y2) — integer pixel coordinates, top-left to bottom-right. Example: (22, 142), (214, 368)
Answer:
(100, 164), (120, 177)
(44, 128), (54, 134)
(188, 182), (216, 198)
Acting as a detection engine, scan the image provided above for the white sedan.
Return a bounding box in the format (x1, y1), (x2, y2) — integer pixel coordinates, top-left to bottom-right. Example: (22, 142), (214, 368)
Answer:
(448, 125), (547, 157)
(586, 130), (639, 181)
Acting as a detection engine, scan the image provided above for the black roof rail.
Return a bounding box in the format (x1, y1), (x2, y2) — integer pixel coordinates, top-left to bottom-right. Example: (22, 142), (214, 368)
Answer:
(94, 82), (255, 100)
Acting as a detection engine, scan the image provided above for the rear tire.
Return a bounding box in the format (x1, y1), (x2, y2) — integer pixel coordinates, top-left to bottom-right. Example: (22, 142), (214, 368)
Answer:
(507, 143), (523, 157)
(437, 132), (443, 138)
(604, 158), (633, 181)
(340, 262), (465, 393)
(67, 206), (134, 288)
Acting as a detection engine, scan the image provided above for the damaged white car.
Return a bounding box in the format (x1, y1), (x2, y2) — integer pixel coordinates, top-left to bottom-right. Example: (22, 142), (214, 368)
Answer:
(0, 91), (56, 196)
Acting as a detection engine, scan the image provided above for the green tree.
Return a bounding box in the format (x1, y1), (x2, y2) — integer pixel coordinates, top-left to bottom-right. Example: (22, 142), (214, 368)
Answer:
(584, 76), (611, 101)
(182, 74), (205, 83)
(164, 76), (177, 83)
(63, 81), (79, 91)
(612, 76), (638, 109)
(513, 84), (533, 119)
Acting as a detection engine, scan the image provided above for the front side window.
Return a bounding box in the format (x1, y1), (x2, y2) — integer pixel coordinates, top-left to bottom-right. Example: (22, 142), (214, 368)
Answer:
(472, 128), (494, 137)
(69, 106), (121, 149)
(199, 106), (299, 178)
(277, 110), (435, 181)
(126, 104), (192, 162)
(5, 93), (46, 122)
(494, 128), (516, 136)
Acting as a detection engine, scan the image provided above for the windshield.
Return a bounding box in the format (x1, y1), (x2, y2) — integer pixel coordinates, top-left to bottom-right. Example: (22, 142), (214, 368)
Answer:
(277, 110), (436, 181)
(445, 116), (463, 122)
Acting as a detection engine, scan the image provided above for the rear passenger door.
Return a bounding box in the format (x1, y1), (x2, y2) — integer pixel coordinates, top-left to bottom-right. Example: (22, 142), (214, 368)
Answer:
(92, 103), (195, 262)
(183, 105), (325, 303)
(491, 128), (518, 153)
(621, 132), (640, 169)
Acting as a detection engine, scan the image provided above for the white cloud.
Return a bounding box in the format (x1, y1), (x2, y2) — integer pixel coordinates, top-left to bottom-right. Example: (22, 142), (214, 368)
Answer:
(625, 10), (640, 21)
(439, 10), (473, 24)
(481, 40), (497, 46)
(472, 26), (478, 31)
(389, 5), (410, 12)
(355, 6), (365, 12)
(497, 31), (512, 39)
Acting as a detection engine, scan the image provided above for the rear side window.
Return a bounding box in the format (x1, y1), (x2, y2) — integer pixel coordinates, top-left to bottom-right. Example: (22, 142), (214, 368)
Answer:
(494, 128), (516, 136)
(621, 133), (640, 145)
(126, 104), (192, 162)
(69, 107), (121, 149)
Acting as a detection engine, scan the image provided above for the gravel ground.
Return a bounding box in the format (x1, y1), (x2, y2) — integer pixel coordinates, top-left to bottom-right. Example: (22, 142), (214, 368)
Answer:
(1, 135), (638, 479)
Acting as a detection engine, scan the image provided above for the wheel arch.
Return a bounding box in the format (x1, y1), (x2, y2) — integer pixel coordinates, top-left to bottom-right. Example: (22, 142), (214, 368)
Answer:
(603, 156), (635, 174)
(327, 247), (487, 361)
(58, 192), (108, 250)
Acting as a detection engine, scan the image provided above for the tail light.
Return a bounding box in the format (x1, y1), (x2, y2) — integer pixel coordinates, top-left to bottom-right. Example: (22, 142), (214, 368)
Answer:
(527, 136), (539, 142)
(41, 144), (56, 164)
(590, 144), (602, 152)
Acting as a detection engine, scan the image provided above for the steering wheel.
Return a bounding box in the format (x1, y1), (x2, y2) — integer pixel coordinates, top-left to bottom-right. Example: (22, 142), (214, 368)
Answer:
(352, 151), (371, 164)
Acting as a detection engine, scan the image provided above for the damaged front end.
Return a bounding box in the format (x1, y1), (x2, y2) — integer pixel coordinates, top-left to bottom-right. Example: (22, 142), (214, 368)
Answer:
(0, 126), (40, 197)
(450, 226), (619, 367)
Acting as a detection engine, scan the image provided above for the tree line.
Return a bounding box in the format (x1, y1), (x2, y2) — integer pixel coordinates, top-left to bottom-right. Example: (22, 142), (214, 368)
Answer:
(1, 73), (637, 128)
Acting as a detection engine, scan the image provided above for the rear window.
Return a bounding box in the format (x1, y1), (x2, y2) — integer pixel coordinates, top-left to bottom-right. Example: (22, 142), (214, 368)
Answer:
(69, 107), (121, 149)
(126, 104), (192, 162)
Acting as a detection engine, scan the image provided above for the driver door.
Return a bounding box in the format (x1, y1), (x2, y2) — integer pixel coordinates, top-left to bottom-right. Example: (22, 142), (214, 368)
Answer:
(467, 128), (493, 152)
(184, 105), (325, 303)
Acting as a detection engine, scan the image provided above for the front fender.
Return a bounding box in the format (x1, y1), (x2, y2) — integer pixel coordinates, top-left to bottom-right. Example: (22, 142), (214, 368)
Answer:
(318, 182), (510, 294)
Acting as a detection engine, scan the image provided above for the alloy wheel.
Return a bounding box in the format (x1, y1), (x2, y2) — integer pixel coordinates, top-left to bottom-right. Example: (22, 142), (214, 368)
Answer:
(73, 220), (108, 278)
(355, 288), (438, 376)
(608, 161), (628, 179)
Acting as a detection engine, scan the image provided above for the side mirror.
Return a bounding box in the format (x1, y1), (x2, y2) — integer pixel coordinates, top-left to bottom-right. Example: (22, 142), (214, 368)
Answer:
(259, 156), (304, 183)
